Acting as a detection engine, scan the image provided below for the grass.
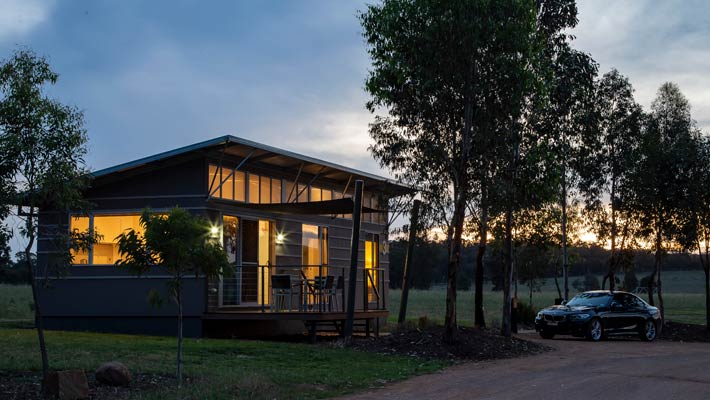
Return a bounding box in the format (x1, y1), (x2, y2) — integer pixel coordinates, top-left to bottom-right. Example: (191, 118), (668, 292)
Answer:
(0, 284), (33, 325)
(0, 328), (446, 399)
(389, 270), (709, 327)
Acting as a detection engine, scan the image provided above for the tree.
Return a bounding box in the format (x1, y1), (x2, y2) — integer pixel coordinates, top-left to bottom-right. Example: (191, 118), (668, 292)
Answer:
(360, 0), (540, 343)
(0, 49), (93, 387)
(116, 208), (230, 386)
(631, 83), (697, 320)
(578, 69), (643, 292)
(680, 134), (710, 332)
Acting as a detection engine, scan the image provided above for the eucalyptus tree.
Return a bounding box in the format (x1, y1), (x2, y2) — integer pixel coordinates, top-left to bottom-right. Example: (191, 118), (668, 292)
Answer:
(679, 135), (710, 331)
(631, 83), (697, 319)
(116, 208), (230, 386)
(0, 49), (94, 386)
(577, 69), (643, 291)
(529, 36), (598, 302)
(361, 0), (541, 343)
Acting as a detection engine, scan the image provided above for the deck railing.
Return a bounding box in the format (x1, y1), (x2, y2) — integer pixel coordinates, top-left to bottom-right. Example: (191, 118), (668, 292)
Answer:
(206, 264), (386, 313)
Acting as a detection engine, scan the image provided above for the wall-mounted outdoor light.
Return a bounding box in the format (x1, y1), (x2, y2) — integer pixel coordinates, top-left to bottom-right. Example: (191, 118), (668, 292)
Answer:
(275, 233), (285, 244)
(210, 225), (220, 239)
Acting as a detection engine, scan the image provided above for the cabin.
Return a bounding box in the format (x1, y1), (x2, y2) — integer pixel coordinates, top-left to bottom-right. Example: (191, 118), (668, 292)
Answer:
(36, 135), (410, 338)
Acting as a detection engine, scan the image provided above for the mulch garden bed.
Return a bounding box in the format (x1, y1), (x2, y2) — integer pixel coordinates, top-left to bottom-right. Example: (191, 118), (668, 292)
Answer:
(660, 321), (710, 342)
(349, 326), (551, 362)
(0, 371), (177, 400)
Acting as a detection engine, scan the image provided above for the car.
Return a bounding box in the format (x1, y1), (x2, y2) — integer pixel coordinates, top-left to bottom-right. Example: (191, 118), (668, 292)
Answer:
(534, 290), (660, 342)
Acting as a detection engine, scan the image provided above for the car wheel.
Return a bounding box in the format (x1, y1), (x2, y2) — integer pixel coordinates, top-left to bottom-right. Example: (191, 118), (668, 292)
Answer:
(639, 319), (657, 342)
(539, 330), (555, 339)
(586, 318), (603, 342)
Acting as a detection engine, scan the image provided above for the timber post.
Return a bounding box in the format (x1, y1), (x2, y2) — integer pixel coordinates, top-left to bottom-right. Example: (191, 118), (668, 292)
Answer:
(343, 180), (364, 343)
(398, 199), (421, 326)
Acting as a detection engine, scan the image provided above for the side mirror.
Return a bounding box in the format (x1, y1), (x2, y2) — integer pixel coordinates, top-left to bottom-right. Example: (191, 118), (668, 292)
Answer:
(561, 300), (567, 306)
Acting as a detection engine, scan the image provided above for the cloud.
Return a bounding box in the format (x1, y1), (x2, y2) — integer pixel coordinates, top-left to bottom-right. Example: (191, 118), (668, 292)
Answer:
(0, 0), (53, 43)
(574, 0), (710, 130)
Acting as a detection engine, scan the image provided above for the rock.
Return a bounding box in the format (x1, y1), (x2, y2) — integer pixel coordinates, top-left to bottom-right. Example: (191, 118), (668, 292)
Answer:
(95, 361), (133, 387)
(45, 370), (89, 400)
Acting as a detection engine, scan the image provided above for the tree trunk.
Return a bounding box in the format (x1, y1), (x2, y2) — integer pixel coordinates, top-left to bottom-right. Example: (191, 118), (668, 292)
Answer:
(444, 87), (474, 343)
(704, 265), (709, 333)
(176, 285), (183, 388)
(608, 178), (617, 291)
(654, 229), (664, 323)
(561, 163), (569, 301)
(501, 206), (514, 337)
(398, 200), (421, 326)
(553, 270), (562, 300)
(474, 202), (487, 328)
(25, 206), (50, 388)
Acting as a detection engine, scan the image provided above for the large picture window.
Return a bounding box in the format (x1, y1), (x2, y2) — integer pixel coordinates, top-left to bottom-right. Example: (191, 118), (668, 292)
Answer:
(69, 214), (144, 265)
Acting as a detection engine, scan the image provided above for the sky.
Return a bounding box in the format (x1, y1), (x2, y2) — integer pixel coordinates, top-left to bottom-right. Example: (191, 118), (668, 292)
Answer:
(2, 0), (710, 254)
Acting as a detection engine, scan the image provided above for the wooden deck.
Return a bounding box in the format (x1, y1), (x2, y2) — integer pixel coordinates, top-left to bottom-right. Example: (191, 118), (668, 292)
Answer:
(202, 309), (388, 321)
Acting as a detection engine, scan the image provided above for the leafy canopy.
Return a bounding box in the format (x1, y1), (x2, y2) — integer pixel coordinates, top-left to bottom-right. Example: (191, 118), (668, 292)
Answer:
(116, 208), (231, 294)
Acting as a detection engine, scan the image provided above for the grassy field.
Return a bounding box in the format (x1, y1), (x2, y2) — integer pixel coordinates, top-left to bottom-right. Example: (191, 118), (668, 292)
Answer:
(390, 269), (708, 327)
(0, 328), (446, 399)
(0, 283), (33, 322)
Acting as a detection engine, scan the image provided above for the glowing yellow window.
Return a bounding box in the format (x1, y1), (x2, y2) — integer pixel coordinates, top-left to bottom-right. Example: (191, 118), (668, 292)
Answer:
(69, 216), (90, 264)
(365, 234), (379, 302)
(93, 215), (144, 265)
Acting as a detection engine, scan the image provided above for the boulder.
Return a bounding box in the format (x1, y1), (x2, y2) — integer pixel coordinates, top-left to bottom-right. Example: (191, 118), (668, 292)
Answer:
(95, 361), (132, 387)
(45, 370), (89, 400)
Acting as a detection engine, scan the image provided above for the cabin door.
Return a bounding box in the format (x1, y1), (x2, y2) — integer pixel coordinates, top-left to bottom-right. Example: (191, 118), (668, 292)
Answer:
(221, 215), (271, 306)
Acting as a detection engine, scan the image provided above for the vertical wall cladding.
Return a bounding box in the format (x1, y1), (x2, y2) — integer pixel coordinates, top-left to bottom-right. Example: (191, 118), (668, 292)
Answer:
(274, 219), (302, 267)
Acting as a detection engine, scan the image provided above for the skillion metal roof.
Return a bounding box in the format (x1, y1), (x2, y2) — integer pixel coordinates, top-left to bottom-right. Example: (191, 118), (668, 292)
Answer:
(90, 135), (413, 195)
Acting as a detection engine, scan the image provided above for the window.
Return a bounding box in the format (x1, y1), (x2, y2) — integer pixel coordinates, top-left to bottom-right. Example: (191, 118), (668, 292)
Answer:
(209, 165), (221, 197)
(235, 171), (246, 202)
(260, 176), (271, 204)
(70, 214), (144, 265)
(271, 179), (281, 204)
(248, 173), (260, 204)
(70, 216), (90, 264)
(365, 233), (379, 302)
(302, 224), (328, 279)
(206, 164), (377, 220)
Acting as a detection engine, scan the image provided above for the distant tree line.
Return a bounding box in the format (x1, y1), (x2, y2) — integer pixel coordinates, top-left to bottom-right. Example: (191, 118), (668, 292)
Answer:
(388, 239), (702, 291)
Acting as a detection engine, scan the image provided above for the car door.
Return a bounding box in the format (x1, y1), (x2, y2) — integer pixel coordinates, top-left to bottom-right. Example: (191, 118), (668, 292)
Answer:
(616, 293), (639, 332)
(606, 293), (627, 332)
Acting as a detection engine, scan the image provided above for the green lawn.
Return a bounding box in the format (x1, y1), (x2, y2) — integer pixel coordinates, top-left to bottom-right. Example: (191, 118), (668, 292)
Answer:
(0, 328), (446, 399)
(390, 270), (708, 327)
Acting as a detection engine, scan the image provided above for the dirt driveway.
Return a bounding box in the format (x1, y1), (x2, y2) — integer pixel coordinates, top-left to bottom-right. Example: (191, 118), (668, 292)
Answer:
(339, 333), (710, 400)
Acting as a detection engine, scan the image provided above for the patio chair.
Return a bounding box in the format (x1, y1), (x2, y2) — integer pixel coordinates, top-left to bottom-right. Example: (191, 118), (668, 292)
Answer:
(271, 274), (294, 311)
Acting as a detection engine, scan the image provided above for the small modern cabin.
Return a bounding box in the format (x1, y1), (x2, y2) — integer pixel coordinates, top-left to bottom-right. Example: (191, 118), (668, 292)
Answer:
(36, 136), (410, 338)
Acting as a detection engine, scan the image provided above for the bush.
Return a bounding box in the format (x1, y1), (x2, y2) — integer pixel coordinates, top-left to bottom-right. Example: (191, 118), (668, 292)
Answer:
(516, 301), (538, 326)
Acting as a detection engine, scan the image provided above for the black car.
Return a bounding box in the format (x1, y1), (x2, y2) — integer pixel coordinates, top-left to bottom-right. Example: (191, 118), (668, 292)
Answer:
(534, 290), (660, 342)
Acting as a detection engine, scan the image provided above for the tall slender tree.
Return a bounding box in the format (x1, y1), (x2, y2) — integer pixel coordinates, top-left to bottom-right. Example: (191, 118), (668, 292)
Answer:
(0, 49), (93, 388)
(631, 82), (697, 320)
(578, 69), (643, 291)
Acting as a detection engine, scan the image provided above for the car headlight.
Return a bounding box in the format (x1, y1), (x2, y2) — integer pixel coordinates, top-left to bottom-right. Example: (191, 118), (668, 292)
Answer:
(569, 313), (590, 321)
(536, 311), (543, 319)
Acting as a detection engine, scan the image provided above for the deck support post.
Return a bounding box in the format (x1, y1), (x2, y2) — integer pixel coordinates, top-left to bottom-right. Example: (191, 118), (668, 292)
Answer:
(343, 180), (364, 343)
(398, 199), (421, 326)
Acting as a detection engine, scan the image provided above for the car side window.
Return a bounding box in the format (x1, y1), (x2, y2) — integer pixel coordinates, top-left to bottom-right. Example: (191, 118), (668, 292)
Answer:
(631, 295), (646, 309)
(613, 293), (634, 310)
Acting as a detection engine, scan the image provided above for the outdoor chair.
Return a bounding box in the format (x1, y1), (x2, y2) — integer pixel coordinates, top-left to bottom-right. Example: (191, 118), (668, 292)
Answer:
(271, 274), (294, 311)
(309, 275), (335, 312)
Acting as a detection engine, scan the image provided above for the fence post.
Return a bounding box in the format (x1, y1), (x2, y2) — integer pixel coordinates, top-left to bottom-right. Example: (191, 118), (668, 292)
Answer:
(398, 199), (421, 326)
(343, 180), (364, 343)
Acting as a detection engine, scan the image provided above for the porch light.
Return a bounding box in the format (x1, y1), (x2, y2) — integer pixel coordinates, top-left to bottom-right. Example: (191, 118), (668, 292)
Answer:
(275, 233), (285, 244)
(210, 225), (220, 238)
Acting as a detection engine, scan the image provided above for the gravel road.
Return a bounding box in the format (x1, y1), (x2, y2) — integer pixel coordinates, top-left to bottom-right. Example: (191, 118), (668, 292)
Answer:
(338, 333), (710, 400)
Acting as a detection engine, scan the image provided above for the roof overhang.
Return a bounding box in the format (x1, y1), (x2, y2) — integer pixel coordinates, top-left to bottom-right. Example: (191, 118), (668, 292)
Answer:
(90, 135), (414, 197)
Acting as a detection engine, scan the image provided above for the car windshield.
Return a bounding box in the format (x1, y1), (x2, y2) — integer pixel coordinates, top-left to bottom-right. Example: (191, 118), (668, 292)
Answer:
(566, 293), (611, 307)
